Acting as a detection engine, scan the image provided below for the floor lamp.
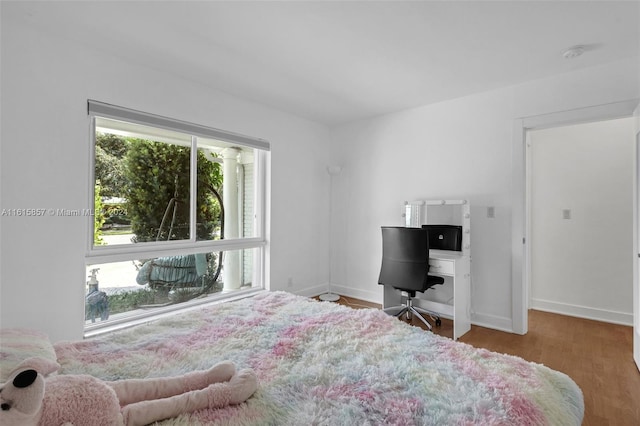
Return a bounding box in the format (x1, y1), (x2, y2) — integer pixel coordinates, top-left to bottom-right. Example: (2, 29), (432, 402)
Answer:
(319, 165), (342, 302)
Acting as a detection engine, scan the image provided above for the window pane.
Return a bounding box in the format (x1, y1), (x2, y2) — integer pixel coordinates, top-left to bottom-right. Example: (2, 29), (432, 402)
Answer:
(196, 138), (257, 241)
(88, 104), (268, 334)
(94, 118), (192, 245)
(85, 248), (260, 326)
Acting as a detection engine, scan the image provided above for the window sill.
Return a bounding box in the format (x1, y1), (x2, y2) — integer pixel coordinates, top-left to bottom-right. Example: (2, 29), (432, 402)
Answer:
(84, 287), (266, 339)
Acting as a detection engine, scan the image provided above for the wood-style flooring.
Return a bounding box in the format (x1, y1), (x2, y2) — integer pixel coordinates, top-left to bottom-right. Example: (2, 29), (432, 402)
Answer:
(320, 295), (640, 426)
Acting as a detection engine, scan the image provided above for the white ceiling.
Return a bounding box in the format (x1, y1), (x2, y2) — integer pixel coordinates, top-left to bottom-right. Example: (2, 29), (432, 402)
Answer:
(7, 1), (640, 126)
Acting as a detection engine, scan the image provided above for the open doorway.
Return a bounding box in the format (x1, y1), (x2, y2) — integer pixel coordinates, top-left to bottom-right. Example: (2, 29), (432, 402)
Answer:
(526, 117), (635, 325)
(511, 99), (639, 335)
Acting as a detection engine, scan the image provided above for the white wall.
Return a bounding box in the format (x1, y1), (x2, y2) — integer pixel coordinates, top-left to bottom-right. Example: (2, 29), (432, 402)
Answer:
(0, 13), (331, 341)
(329, 58), (639, 331)
(530, 118), (634, 325)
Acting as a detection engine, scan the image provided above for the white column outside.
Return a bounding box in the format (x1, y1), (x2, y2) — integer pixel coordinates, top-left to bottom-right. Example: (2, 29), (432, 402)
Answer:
(221, 147), (241, 291)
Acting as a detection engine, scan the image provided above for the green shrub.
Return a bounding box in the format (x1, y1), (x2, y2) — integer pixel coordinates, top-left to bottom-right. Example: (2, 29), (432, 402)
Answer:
(123, 140), (222, 242)
(94, 183), (106, 245)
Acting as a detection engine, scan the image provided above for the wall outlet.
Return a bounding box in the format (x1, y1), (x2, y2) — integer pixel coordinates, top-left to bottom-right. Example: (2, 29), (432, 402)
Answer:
(487, 206), (495, 218)
(562, 209), (571, 220)
(287, 277), (293, 287)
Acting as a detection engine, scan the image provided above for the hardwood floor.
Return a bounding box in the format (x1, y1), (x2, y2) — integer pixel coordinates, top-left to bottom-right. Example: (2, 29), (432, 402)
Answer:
(321, 295), (640, 426)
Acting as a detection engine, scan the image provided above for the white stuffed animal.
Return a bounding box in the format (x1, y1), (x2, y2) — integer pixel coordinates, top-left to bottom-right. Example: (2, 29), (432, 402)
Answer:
(0, 356), (257, 426)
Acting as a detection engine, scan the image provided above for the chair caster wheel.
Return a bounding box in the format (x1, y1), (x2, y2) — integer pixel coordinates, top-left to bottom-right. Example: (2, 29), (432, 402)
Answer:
(435, 318), (442, 327)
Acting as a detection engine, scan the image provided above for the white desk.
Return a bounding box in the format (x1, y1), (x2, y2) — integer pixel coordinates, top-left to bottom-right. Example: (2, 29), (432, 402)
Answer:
(383, 249), (471, 340)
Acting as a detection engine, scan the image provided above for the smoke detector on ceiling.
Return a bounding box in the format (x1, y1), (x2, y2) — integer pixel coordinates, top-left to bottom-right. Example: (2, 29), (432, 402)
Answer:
(562, 45), (585, 59)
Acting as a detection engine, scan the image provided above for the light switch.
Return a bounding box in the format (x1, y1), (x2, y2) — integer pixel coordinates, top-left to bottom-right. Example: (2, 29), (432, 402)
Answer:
(562, 209), (571, 220)
(487, 206), (495, 218)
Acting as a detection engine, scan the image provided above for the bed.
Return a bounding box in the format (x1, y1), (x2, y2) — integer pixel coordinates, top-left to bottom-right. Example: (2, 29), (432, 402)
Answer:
(23, 291), (585, 424)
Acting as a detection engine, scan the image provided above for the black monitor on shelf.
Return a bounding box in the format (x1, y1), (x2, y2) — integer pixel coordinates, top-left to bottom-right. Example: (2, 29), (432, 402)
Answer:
(422, 224), (463, 252)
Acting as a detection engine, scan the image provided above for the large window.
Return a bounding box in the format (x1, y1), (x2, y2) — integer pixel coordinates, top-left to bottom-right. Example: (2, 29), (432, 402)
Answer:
(85, 101), (269, 333)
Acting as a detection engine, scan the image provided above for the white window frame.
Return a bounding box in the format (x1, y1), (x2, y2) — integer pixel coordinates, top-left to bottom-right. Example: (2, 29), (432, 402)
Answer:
(85, 100), (269, 331)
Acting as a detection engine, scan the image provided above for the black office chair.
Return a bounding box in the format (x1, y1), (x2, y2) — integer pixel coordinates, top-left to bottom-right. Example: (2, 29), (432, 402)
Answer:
(378, 226), (444, 330)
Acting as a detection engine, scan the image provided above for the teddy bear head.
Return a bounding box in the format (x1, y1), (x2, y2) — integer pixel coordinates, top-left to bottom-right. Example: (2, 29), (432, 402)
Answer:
(0, 357), (59, 426)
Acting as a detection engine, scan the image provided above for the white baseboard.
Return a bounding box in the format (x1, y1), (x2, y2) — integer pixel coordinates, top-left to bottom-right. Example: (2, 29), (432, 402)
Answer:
(471, 312), (514, 333)
(530, 298), (633, 326)
(330, 284), (382, 305)
(293, 282), (382, 305)
(293, 284), (328, 298)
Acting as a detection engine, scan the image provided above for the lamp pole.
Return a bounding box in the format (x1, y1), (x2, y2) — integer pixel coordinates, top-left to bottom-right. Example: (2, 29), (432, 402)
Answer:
(319, 165), (342, 302)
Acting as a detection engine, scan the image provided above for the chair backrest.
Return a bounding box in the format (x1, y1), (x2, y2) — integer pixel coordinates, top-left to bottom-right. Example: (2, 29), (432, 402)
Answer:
(378, 226), (430, 292)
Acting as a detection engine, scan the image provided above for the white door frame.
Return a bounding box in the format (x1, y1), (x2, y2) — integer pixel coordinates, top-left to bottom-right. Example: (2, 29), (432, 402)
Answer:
(633, 103), (640, 372)
(511, 99), (639, 335)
